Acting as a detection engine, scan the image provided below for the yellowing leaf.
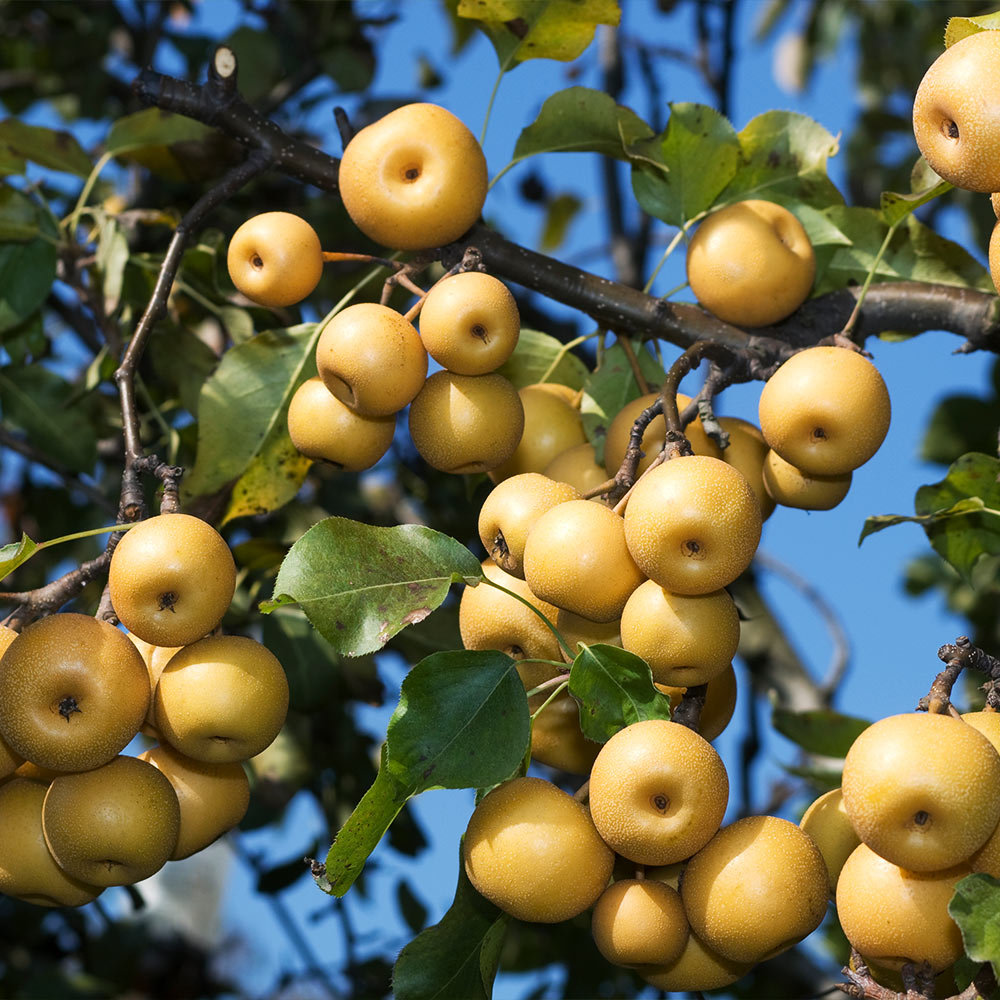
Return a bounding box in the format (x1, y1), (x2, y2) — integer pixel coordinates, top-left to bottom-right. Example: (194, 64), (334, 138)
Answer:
(458, 0), (619, 68)
(945, 15), (1000, 48)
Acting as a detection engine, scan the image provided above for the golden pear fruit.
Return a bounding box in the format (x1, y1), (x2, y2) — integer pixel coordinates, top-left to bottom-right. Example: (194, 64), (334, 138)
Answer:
(109, 513), (236, 648)
(463, 776), (614, 922)
(226, 211), (322, 307)
(681, 815), (829, 963)
(0, 613), (149, 772)
(591, 878), (689, 968)
(139, 744), (250, 860)
(623, 455), (761, 595)
(686, 200), (815, 327)
(841, 711), (1000, 872)
(477, 472), (581, 579)
(0, 778), (103, 907)
(912, 30), (1000, 193)
(338, 103), (488, 250)
(836, 843), (967, 973)
(408, 371), (524, 474)
(523, 499), (644, 622)
(418, 271), (519, 375)
(588, 719), (728, 865)
(758, 346), (891, 476)
(42, 756), (181, 887)
(620, 581), (739, 687)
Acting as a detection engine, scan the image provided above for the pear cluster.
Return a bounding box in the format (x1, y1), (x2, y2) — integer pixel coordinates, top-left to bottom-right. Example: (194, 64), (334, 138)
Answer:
(0, 513), (288, 908)
(463, 725), (830, 993)
(912, 29), (1000, 293)
(801, 711), (1000, 982)
(225, 103), (529, 475)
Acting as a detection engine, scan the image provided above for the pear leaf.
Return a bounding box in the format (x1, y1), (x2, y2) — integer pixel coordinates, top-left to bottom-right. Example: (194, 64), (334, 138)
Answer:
(630, 103), (740, 228)
(458, 0), (620, 69)
(393, 846), (508, 1000)
(183, 324), (314, 502)
(772, 708), (871, 758)
(319, 650), (529, 896)
(949, 873), (1000, 979)
(510, 87), (652, 165)
(718, 111), (843, 209)
(912, 453), (1000, 582)
(945, 16), (1000, 48)
(580, 342), (666, 464)
(0, 533), (38, 582)
(569, 643), (672, 743)
(0, 119), (91, 176)
(263, 518), (483, 655)
(494, 327), (589, 390)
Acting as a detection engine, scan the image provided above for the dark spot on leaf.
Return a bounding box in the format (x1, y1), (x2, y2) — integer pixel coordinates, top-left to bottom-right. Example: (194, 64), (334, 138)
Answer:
(767, 151), (781, 168)
(336, 621), (345, 630)
(504, 17), (529, 38)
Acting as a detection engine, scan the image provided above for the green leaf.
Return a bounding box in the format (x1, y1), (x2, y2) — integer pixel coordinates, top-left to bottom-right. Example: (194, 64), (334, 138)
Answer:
(879, 166), (951, 227)
(385, 650), (529, 791)
(396, 881), (429, 935)
(0, 366), (98, 472)
(540, 192), (582, 251)
(630, 103), (740, 228)
(494, 327), (589, 390)
(568, 644), (672, 743)
(182, 324), (313, 501)
(321, 650), (529, 895)
(945, 16), (1000, 48)
(718, 111), (843, 209)
(859, 497), (995, 546)
(0, 532), (38, 582)
(107, 108), (215, 157)
(319, 751), (410, 897)
(106, 109), (217, 179)
(913, 453), (1000, 582)
(96, 216), (129, 314)
(579, 342), (665, 464)
(0, 186), (40, 241)
(458, 0), (620, 68)
(812, 207), (992, 297)
(0, 119), (91, 176)
(509, 87), (652, 166)
(0, 145), (26, 177)
(393, 848), (508, 1000)
(263, 518), (483, 656)
(0, 201), (57, 334)
(921, 395), (1000, 467)
(771, 708), (871, 758)
(949, 873), (1000, 978)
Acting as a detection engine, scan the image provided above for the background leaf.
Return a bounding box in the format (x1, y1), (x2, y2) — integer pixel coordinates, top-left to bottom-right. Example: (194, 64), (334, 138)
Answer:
(771, 708), (871, 758)
(568, 644), (672, 742)
(0, 119), (91, 176)
(182, 324), (314, 501)
(393, 847), (508, 1000)
(914, 453), (1000, 582)
(264, 519), (483, 655)
(718, 110), (843, 209)
(0, 533), (37, 582)
(458, 0), (620, 68)
(494, 327), (589, 389)
(580, 342), (665, 463)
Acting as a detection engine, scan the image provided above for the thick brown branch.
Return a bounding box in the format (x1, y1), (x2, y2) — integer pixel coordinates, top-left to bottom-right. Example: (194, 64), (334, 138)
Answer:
(132, 60), (1000, 361)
